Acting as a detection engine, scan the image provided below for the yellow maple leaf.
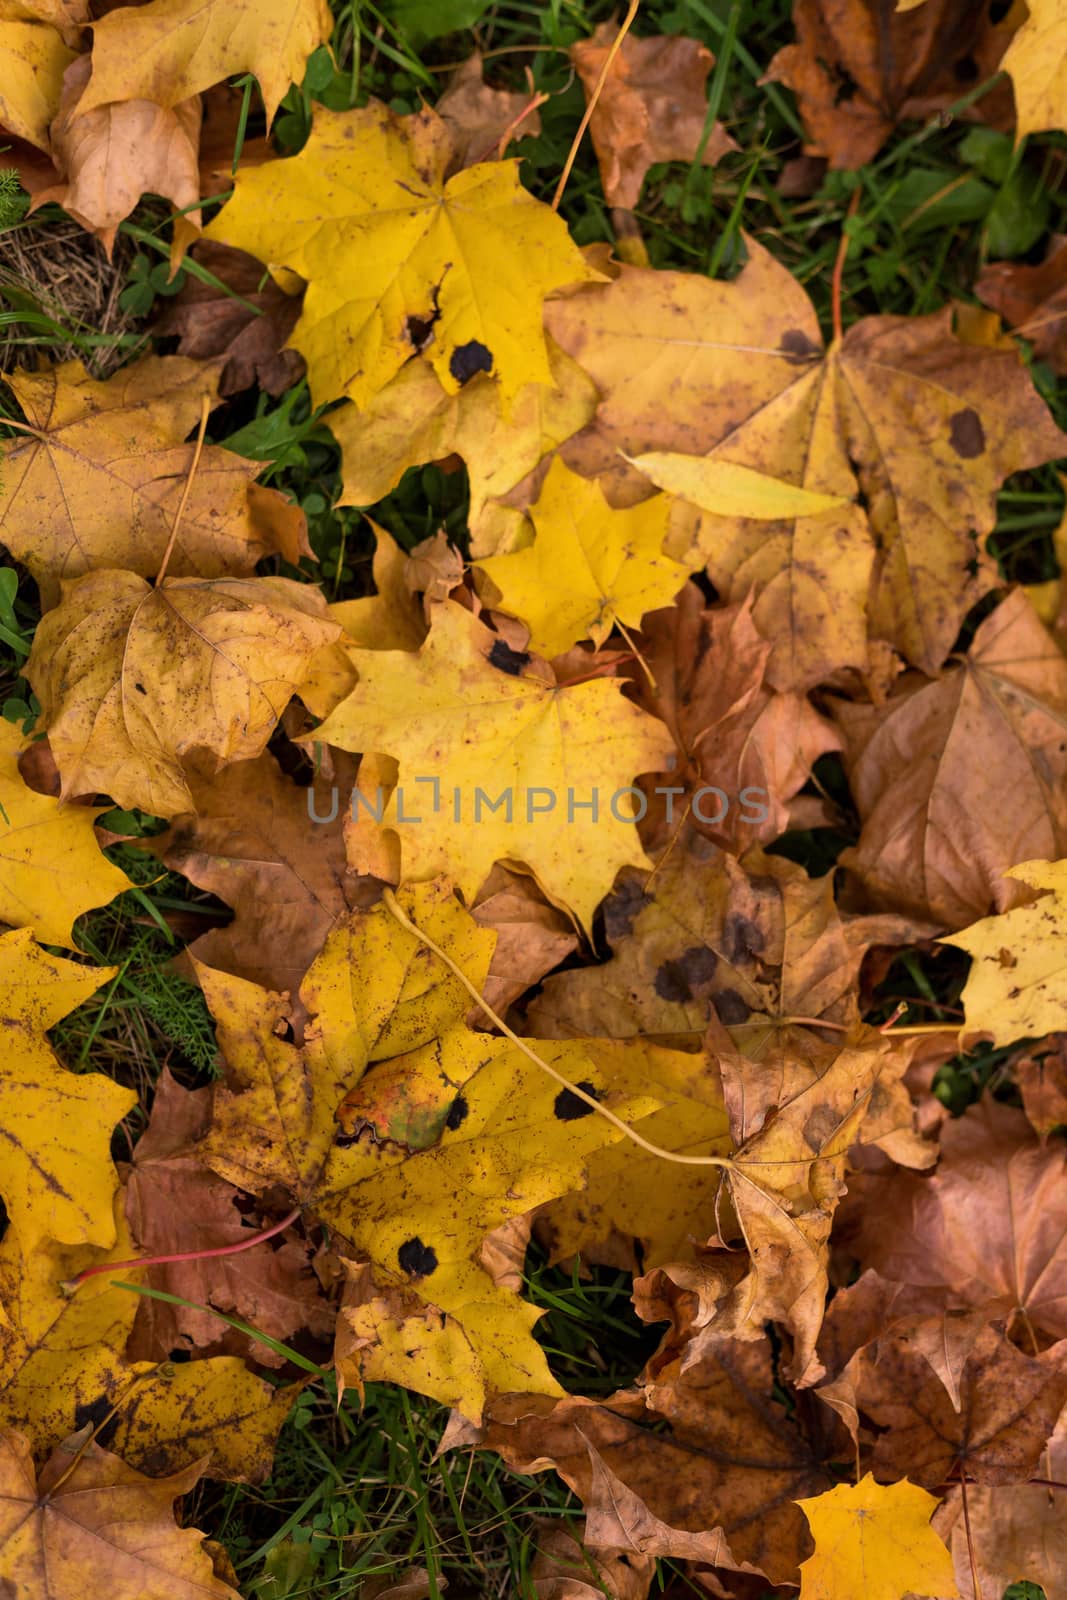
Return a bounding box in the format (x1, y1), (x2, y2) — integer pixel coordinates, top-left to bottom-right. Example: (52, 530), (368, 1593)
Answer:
(474, 456), (690, 657)
(0, 719), (131, 948)
(203, 103), (603, 409)
(0, 16), (74, 152)
(25, 570), (340, 817)
(313, 601), (675, 932)
(1001, 0), (1067, 142)
(0, 929), (131, 1253)
(75, 0), (333, 126)
(942, 858), (1067, 1047)
(795, 1474), (958, 1600)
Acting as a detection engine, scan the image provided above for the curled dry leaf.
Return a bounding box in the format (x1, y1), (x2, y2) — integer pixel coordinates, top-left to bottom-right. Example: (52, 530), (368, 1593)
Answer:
(0, 355), (310, 602)
(767, 0), (1018, 168)
(570, 24), (734, 209)
(470, 863), (578, 1024)
(25, 570), (340, 817)
(976, 235), (1067, 375)
(31, 55), (201, 262)
(934, 1479), (1066, 1600)
(435, 50), (542, 169)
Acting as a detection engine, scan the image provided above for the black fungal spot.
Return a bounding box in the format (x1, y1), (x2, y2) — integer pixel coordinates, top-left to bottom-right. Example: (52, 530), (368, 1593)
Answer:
(134, 681), (147, 695)
(603, 877), (652, 941)
(653, 945), (718, 1003)
(714, 988), (752, 1025)
(949, 407), (985, 459)
(779, 328), (821, 363)
(405, 310), (438, 351)
(488, 638), (530, 675)
(445, 1094), (469, 1130)
(554, 1080), (600, 1121)
(450, 339), (493, 384)
(398, 1236), (438, 1278)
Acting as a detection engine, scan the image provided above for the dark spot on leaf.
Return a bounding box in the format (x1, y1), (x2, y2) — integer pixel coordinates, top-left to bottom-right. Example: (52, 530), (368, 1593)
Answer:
(449, 339), (493, 384)
(134, 682), (147, 695)
(654, 946), (718, 1002)
(445, 1094), (468, 1130)
(779, 328), (821, 363)
(488, 639), (530, 675)
(803, 1104), (840, 1151)
(949, 408), (985, 459)
(554, 1080), (600, 1121)
(398, 1236), (438, 1278)
(405, 310), (437, 351)
(74, 1396), (120, 1449)
(714, 988), (752, 1024)
(723, 913), (765, 963)
(603, 877), (652, 941)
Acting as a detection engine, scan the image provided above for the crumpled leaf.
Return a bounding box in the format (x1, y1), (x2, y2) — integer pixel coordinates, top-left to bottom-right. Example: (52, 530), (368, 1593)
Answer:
(0, 717), (131, 948)
(0, 355), (310, 601)
(976, 234), (1067, 375)
(570, 23), (734, 208)
(0, 14), (74, 152)
(934, 1478), (1066, 1600)
(843, 1097), (1067, 1342)
(204, 102), (603, 409)
(155, 240), (305, 397)
(31, 55), (201, 261)
(1001, 0), (1067, 142)
(0, 1432), (239, 1599)
(548, 253), (1066, 684)
(314, 600), (675, 933)
(767, 0), (1018, 168)
(26, 569), (340, 816)
(831, 590), (1067, 929)
(474, 456), (689, 657)
(76, 0), (333, 126)
(944, 858), (1067, 1045)
(1013, 1034), (1067, 1138)
(794, 1474), (958, 1600)
(0, 929), (130, 1253)
(470, 863), (578, 1024)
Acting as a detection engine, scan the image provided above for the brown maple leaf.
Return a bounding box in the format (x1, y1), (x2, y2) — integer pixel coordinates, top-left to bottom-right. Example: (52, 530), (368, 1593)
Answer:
(977, 234), (1067, 374)
(435, 51), (542, 170)
(156, 239), (306, 396)
(767, 0), (1018, 169)
(570, 23), (734, 209)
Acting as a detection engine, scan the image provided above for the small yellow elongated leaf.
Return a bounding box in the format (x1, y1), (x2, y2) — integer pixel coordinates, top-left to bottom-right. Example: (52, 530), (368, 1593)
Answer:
(795, 1474), (958, 1600)
(628, 450), (850, 519)
(943, 858), (1067, 1047)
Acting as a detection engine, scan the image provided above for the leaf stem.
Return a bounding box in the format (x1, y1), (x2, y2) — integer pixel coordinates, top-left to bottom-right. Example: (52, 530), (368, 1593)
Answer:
(830, 186), (862, 345)
(64, 1206), (302, 1290)
(154, 392), (212, 588)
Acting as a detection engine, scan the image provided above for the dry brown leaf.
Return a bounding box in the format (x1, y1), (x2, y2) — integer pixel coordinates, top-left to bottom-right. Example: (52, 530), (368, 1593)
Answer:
(977, 234), (1067, 374)
(933, 1479), (1067, 1600)
(470, 864), (578, 1024)
(156, 239), (306, 396)
(436, 50), (542, 170)
(830, 588), (1067, 928)
(570, 24), (734, 209)
(767, 0), (1019, 169)
(0, 355), (310, 602)
(1013, 1036), (1067, 1138)
(31, 55), (201, 262)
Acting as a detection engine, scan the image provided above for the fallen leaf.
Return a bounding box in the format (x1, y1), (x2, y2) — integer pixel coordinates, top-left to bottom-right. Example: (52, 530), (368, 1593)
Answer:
(470, 863), (578, 1024)
(1013, 1034), (1067, 1137)
(31, 55), (201, 261)
(0, 14), (74, 152)
(570, 23), (734, 208)
(831, 590), (1067, 928)
(26, 569), (340, 816)
(155, 239), (306, 396)
(76, 0), (333, 126)
(0, 1431), (239, 1599)
(0, 717), (131, 947)
(767, 0), (1018, 168)
(313, 600), (675, 933)
(976, 234), (1067, 375)
(1001, 0), (1067, 141)
(0, 929), (130, 1253)
(933, 1479), (1066, 1600)
(794, 1474), (958, 1600)
(436, 50), (542, 169)
(474, 456), (689, 657)
(0, 355), (310, 601)
(944, 858), (1067, 1045)
(204, 101), (602, 409)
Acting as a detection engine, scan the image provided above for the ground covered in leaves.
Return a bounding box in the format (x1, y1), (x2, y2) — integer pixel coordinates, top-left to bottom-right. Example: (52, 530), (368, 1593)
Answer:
(2, 1), (1067, 1597)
